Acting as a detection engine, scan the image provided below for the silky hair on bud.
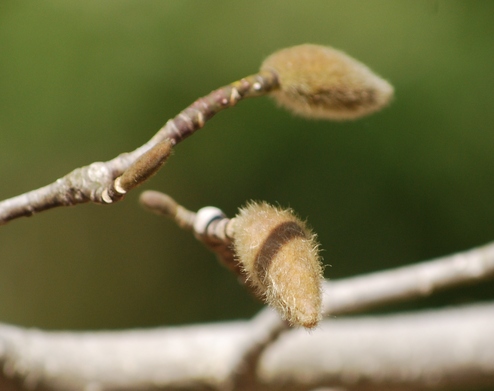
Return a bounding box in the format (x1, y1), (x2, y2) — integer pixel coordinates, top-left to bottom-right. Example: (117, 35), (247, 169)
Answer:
(261, 44), (394, 120)
(232, 201), (323, 328)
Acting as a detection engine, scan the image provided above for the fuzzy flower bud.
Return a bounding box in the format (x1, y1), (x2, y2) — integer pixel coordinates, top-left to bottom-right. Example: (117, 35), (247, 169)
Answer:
(261, 44), (394, 120)
(232, 202), (323, 328)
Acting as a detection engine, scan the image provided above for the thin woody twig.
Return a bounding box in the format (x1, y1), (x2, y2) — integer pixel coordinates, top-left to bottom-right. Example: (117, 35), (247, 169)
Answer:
(0, 71), (279, 225)
(140, 190), (240, 275)
(0, 44), (395, 225)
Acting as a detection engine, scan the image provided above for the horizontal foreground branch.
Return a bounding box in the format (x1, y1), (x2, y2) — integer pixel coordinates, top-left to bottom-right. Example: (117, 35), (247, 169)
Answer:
(0, 304), (493, 391)
(1, 240), (494, 391)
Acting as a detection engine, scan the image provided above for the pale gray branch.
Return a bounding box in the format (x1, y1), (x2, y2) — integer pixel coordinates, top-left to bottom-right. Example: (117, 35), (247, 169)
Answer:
(258, 302), (494, 391)
(0, 304), (493, 391)
(323, 241), (494, 315)
(1, 236), (494, 391)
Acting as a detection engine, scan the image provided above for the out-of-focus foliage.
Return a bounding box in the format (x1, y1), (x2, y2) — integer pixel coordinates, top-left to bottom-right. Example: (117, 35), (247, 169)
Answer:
(0, 1), (493, 329)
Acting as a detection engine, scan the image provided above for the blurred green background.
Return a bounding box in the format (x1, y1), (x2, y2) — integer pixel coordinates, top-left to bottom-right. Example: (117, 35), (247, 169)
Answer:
(0, 1), (493, 330)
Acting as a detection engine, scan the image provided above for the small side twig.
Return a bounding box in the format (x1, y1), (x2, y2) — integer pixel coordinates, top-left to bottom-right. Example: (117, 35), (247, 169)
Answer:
(140, 191), (324, 329)
(141, 192), (494, 319)
(139, 190), (238, 274)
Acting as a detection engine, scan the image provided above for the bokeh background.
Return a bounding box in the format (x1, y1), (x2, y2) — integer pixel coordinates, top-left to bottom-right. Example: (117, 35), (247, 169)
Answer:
(0, 1), (493, 330)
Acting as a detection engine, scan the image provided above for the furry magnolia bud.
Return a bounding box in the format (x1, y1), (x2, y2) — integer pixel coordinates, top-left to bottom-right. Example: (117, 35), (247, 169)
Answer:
(261, 44), (394, 120)
(232, 202), (323, 328)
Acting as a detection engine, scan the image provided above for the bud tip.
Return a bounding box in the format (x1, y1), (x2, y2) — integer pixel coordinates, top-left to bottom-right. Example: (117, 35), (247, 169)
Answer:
(260, 44), (394, 121)
(232, 201), (323, 328)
